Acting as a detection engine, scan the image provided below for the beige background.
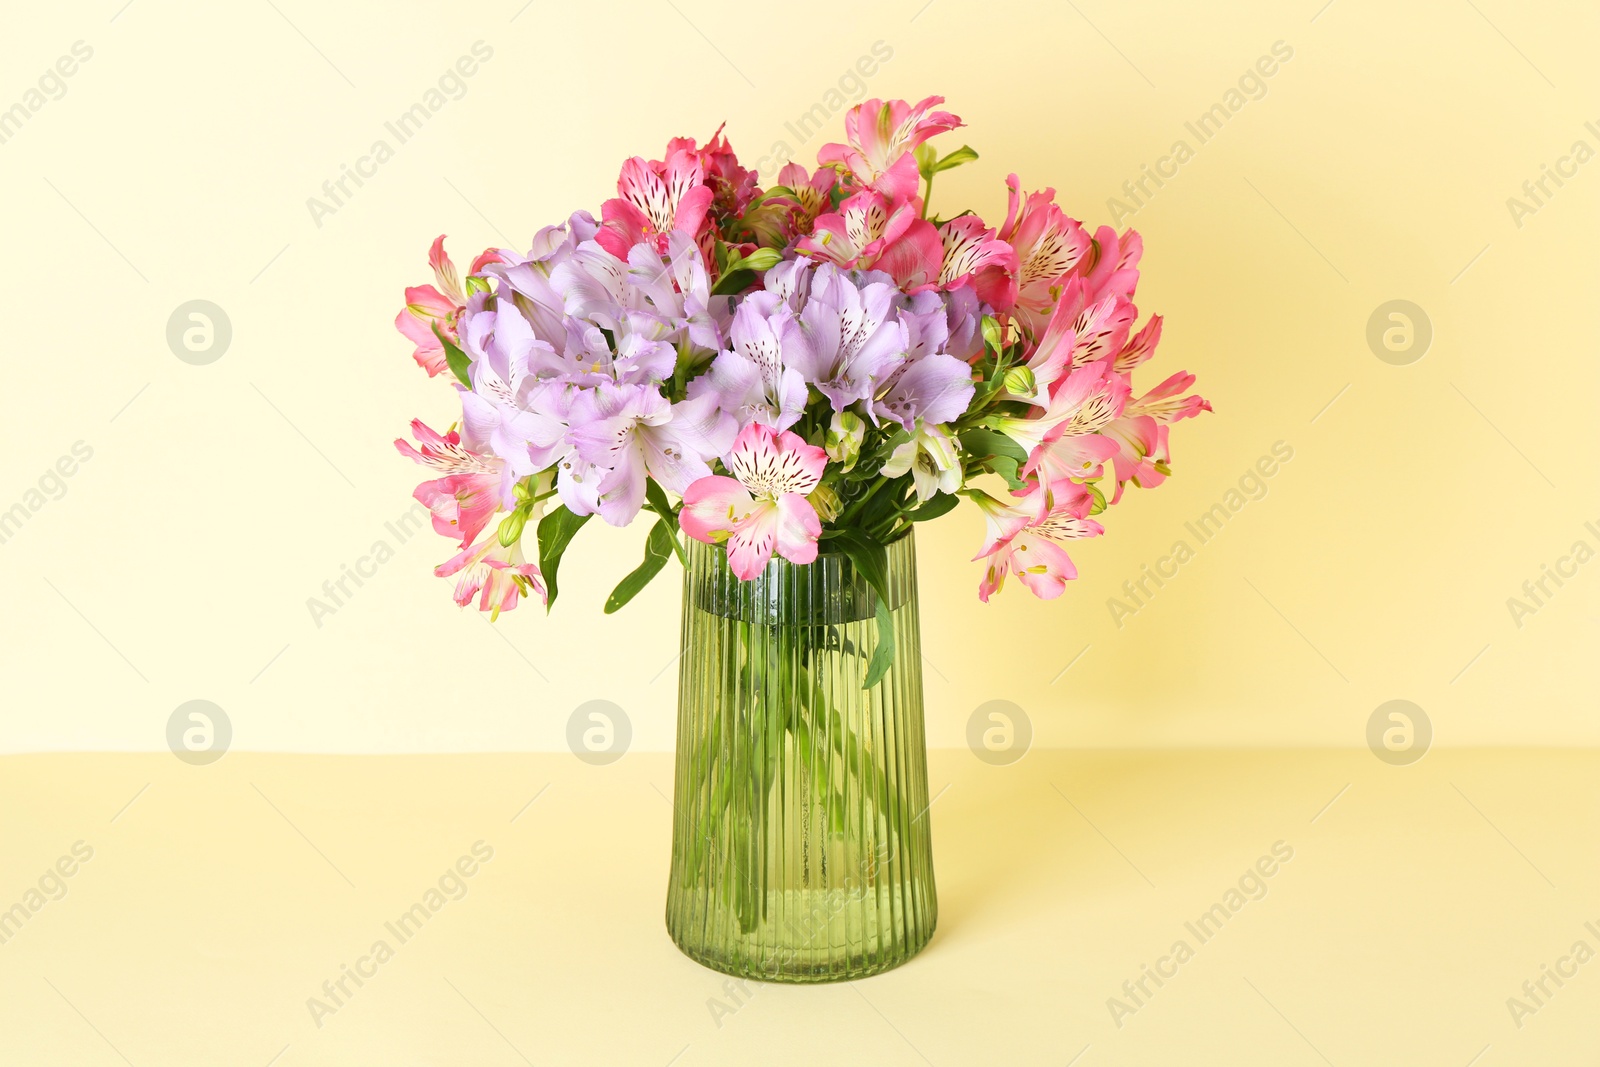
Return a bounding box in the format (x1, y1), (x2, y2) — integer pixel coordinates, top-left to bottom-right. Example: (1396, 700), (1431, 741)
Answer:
(2, 2), (1599, 1064)
(0, 0), (1595, 753)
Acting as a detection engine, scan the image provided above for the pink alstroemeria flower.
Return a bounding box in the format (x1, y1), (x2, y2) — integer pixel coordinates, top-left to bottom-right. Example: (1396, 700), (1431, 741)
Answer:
(819, 96), (963, 202)
(974, 481), (1104, 602)
(435, 536), (544, 618)
(676, 126), (759, 220)
(936, 216), (1019, 309)
(1112, 314), (1164, 376)
(990, 360), (1129, 459)
(999, 175), (1093, 337)
(394, 419), (512, 547)
(597, 149), (715, 258)
(680, 423), (827, 580)
(776, 162), (839, 234)
(395, 236), (504, 376)
(799, 189), (918, 269)
(1080, 225), (1144, 302)
(1102, 371), (1212, 501)
(1007, 279), (1135, 406)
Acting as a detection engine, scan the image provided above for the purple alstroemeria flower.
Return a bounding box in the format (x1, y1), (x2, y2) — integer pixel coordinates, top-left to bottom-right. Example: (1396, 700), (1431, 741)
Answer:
(563, 383), (736, 526)
(627, 230), (727, 353)
(694, 292), (808, 432)
(789, 264), (907, 412)
(457, 300), (568, 476)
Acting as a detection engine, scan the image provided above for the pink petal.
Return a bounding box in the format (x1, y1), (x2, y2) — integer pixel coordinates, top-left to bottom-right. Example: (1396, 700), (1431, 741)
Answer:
(726, 498), (778, 580)
(773, 493), (822, 566)
(680, 476), (753, 545)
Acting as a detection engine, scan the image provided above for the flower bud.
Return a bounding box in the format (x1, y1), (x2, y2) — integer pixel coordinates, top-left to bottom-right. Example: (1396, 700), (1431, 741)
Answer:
(808, 482), (843, 523)
(981, 315), (1004, 353)
(1002, 365), (1036, 398)
(825, 410), (865, 472)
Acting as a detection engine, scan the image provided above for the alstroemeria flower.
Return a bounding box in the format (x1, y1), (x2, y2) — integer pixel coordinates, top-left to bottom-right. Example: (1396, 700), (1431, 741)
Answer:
(1080, 225), (1144, 302)
(872, 351), (975, 429)
(435, 535), (545, 618)
(394, 419), (512, 547)
(788, 265), (908, 411)
(596, 149), (715, 258)
(998, 175), (1093, 337)
(626, 231), (726, 353)
(680, 126), (758, 220)
(1004, 278), (1132, 406)
(775, 162), (839, 234)
(936, 215), (1019, 309)
(1113, 314), (1164, 376)
(458, 302), (570, 476)
(1101, 370), (1211, 502)
(695, 292), (808, 431)
(564, 384), (736, 525)
(680, 423), (827, 580)
(799, 189), (919, 269)
(819, 96), (963, 201)
(872, 218), (945, 293)
(881, 420), (963, 503)
(973, 481), (1103, 602)
(1027, 429), (1121, 486)
(989, 361), (1129, 460)
(395, 236), (504, 376)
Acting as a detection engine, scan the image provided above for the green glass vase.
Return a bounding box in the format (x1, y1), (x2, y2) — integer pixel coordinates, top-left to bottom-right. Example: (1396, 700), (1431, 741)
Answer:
(665, 534), (938, 982)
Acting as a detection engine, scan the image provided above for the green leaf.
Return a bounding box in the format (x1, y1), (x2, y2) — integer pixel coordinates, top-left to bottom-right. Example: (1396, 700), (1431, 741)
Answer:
(932, 145), (979, 174)
(959, 427), (1029, 465)
(536, 506), (591, 611)
(642, 478), (687, 565)
(830, 529), (895, 689)
(434, 325), (473, 390)
(604, 520), (676, 614)
(989, 454), (1028, 492)
(914, 143), (940, 181)
(906, 492), (960, 524)
(711, 268), (757, 296)
(864, 597), (894, 689)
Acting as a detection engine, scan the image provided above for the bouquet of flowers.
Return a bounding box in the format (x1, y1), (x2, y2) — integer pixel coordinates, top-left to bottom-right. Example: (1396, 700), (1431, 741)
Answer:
(394, 95), (1208, 666)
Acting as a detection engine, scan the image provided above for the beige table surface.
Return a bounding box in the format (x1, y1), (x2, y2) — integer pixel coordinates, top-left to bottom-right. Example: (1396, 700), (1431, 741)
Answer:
(1, 748), (1594, 1066)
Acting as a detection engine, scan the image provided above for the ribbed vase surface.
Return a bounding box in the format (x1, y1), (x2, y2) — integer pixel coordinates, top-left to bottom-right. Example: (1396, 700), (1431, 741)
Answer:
(665, 535), (937, 981)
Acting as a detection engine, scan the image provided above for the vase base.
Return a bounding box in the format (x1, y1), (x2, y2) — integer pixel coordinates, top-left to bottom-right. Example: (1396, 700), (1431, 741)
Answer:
(667, 920), (936, 984)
